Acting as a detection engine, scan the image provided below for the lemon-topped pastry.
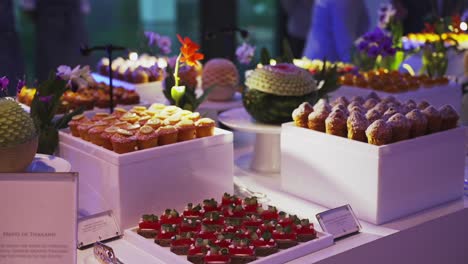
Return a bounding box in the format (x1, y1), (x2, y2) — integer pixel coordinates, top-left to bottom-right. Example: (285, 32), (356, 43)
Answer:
(184, 112), (201, 122)
(68, 114), (89, 137)
(138, 115), (151, 126)
(161, 105), (182, 116)
(92, 112), (110, 121)
(136, 125), (159, 149)
(144, 110), (157, 117)
(173, 110), (192, 119)
(149, 103), (166, 112)
(131, 105), (148, 116)
(175, 119), (196, 142)
(195, 118), (215, 138)
(156, 125), (178, 146)
(113, 107), (128, 118)
(164, 115), (182, 126)
(124, 123), (141, 133)
(120, 112), (139, 124)
(146, 118), (162, 130)
(110, 129), (137, 154)
(100, 126), (119, 150)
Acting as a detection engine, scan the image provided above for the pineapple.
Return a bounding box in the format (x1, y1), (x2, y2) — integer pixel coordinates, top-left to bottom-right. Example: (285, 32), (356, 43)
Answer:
(0, 98), (37, 148)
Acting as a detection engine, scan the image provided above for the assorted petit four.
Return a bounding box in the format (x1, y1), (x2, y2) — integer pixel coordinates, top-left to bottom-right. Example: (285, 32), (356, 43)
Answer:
(17, 82), (140, 114)
(136, 193), (319, 263)
(338, 69), (450, 93)
(96, 55), (165, 84)
(66, 103), (216, 153)
(292, 93), (459, 146)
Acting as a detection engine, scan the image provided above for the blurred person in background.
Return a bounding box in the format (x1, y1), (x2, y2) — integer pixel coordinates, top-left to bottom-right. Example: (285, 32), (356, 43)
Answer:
(0, 0), (89, 89)
(0, 0), (25, 94)
(303, 0), (369, 62)
(280, 0), (314, 58)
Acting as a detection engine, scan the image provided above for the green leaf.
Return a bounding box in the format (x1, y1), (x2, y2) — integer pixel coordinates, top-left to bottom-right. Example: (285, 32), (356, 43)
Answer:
(281, 38), (294, 63)
(260, 47), (271, 65)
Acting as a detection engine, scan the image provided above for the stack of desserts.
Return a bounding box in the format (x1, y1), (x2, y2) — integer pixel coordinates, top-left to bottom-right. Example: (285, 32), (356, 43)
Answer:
(292, 92), (459, 146)
(17, 82), (140, 113)
(136, 193), (319, 264)
(96, 55), (165, 84)
(67, 104), (216, 153)
(338, 70), (449, 93)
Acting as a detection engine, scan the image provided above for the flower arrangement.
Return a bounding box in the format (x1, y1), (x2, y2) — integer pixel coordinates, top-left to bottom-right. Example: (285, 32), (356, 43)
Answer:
(29, 65), (93, 154)
(354, 3), (405, 71)
(418, 16), (464, 77)
(163, 34), (208, 111)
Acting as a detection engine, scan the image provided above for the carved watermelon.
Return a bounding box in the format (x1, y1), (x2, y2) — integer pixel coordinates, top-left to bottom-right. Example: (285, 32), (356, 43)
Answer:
(243, 63), (317, 124)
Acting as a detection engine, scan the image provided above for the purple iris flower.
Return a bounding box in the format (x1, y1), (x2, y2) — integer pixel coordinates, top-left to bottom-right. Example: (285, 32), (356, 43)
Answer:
(0, 76), (9, 92)
(367, 45), (381, 57)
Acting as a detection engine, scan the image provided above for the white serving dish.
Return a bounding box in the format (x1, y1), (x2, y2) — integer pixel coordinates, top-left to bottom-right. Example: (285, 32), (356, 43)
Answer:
(58, 128), (234, 229)
(280, 122), (465, 225)
(330, 81), (462, 114)
(92, 73), (166, 103)
(124, 227), (333, 264)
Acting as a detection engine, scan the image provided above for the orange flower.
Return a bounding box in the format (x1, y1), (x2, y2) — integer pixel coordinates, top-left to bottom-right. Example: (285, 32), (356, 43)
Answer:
(177, 34), (204, 66)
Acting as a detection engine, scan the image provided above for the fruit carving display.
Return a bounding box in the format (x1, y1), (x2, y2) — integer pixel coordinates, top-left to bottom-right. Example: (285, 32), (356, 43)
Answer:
(243, 63), (317, 124)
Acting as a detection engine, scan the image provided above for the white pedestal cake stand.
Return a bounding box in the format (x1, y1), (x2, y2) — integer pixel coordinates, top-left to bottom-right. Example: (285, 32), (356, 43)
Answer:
(219, 107), (281, 175)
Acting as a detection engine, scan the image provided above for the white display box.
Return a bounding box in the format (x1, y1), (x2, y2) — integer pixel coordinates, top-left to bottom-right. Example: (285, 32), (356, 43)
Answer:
(92, 73), (166, 103)
(124, 227), (333, 264)
(330, 82), (462, 114)
(280, 123), (465, 225)
(58, 128), (234, 229)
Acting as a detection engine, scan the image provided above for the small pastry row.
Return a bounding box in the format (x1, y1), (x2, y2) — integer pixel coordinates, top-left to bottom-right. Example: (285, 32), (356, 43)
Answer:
(67, 104), (215, 153)
(17, 82), (140, 113)
(96, 56), (164, 83)
(339, 70), (449, 93)
(292, 93), (459, 145)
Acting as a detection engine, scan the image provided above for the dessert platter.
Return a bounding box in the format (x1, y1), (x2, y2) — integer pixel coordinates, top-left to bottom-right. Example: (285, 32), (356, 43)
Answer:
(58, 103), (234, 229)
(65, 104), (216, 154)
(93, 55), (168, 103)
(124, 193), (333, 264)
(334, 70), (462, 113)
(17, 82), (143, 117)
(282, 93), (465, 224)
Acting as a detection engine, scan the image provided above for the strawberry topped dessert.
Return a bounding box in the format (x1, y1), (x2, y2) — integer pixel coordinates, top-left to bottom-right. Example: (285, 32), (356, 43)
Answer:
(160, 209), (183, 225)
(170, 233), (195, 255)
(184, 203), (203, 219)
(221, 193), (242, 207)
(228, 238), (256, 263)
(204, 246), (231, 264)
(136, 193), (321, 263)
(137, 214), (160, 238)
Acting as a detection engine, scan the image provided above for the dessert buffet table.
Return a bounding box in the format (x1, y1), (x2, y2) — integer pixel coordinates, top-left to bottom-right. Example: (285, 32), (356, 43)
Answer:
(76, 131), (468, 264)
